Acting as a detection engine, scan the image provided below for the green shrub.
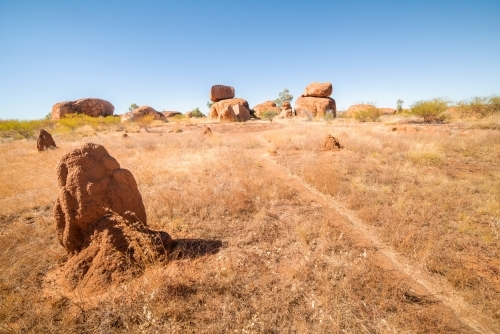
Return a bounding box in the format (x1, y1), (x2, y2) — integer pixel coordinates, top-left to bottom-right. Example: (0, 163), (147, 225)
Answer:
(410, 98), (449, 123)
(190, 107), (205, 118)
(0, 119), (51, 139)
(353, 105), (381, 122)
(261, 110), (279, 122)
(456, 95), (500, 118)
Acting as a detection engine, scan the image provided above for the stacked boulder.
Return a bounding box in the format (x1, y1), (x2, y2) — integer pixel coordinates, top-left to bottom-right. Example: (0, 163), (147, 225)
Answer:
(54, 143), (173, 292)
(294, 82), (336, 118)
(277, 101), (294, 118)
(121, 106), (166, 122)
(253, 101), (281, 118)
(51, 98), (115, 120)
(209, 85), (251, 122)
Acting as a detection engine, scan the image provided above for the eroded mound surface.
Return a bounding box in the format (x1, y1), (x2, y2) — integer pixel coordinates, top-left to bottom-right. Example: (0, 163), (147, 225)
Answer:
(54, 143), (172, 292)
(321, 134), (343, 150)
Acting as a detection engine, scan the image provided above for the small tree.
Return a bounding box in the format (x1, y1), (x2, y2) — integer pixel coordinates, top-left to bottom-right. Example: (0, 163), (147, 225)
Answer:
(274, 89), (293, 108)
(410, 98), (449, 123)
(396, 100), (404, 113)
(129, 103), (139, 112)
(206, 101), (214, 110)
(190, 107), (205, 118)
(261, 110), (278, 122)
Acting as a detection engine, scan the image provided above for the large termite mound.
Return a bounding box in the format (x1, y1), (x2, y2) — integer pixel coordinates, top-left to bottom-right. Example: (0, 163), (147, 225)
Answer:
(54, 143), (173, 292)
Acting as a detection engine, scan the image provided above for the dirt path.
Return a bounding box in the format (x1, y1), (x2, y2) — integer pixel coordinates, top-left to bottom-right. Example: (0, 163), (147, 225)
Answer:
(256, 135), (497, 334)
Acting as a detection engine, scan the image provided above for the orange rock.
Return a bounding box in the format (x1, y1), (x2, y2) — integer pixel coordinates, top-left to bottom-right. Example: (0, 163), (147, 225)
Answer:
(253, 101), (277, 117)
(233, 104), (251, 122)
(321, 134), (343, 150)
(294, 96), (336, 118)
(51, 98), (115, 120)
(210, 98), (250, 119)
(210, 85), (235, 102)
(121, 106), (166, 122)
(303, 82), (332, 98)
(218, 105), (239, 122)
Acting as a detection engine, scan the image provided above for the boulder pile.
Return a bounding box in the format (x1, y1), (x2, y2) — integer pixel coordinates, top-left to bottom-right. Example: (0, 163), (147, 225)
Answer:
(294, 82), (336, 118)
(51, 98), (114, 120)
(54, 143), (173, 292)
(278, 101), (294, 118)
(209, 85), (251, 122)
(37, 129), (57, 151)
(121, 106), (166, 122)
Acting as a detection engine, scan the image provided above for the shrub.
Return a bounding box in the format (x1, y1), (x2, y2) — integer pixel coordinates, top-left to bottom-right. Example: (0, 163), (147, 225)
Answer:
(456, 95), (500, 118)
(0, 119), (51, 139)
(190, 107), (205, 118)
(261, 110), (278, 122)
(410, 98), (449, 123)
(353, 105), (381, 122)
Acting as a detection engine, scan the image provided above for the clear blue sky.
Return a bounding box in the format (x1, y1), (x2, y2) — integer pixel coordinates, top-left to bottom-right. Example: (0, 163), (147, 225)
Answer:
(0, 0), (499, 119)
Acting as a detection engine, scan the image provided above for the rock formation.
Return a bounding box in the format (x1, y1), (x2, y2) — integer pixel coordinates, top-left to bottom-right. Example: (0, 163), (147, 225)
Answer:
(210, 85), (235, 102)
(54, 143), (173, 291)
(321, 134), (343, 151)
(51, 98), (114, 120)
(209, 93), (250, 122)
(121, 106), (166, 122)
(294, 82), (336, 118)
(232, 104), (251, 122)
(203, 126), (212, 135)
(277, 101), (294, 119)
(253, 101), (281, 118)
(162, 111), (182, 118)
(379, 108), (397, 115)
(218, 105), (239, 122)
(37, 129), (57, 151)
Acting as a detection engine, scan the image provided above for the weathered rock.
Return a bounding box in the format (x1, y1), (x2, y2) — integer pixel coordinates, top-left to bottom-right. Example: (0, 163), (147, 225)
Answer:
(278, 108), (294, 119)
(37, 129), (56, 151)
(121, 106), (166, 122)
(345, 104), (375, 116)
(253, 101), (278, 117)
(210, 85), (235, 102)
(51, 98), (114, 120)
(379, 108), (396, 115)
(162, 111), (182, 118)
(210, 98), (250, 119)
(203, 126), (212, 135)
(321, 134), (343, 151)
(303, 82), (332, 98)
(282, 101), (292, 109)
(218, 106), (239, 122)
(233, 104), (251, 122)
(185, 111), (193, 118)
(54, 143), (173, 291)
(294, 96), (336, 118)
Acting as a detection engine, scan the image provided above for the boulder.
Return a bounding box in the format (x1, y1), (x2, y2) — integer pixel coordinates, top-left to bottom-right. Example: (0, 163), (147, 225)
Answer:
(210, 98), (250, 119)
(379, 108), (397, 115)
(303, 82), (332, 98)
(321, 134), (343, 151)
(344, 104), (379, 118)
(210, 85), (235, 102)
(51, 98), (114, 120)
(278, 108), (294, 119)
(54, 143), (173, 291)
(282, 101), (292, 109)
(185, 111), (193, 118)
(253, 101), (278, 117)
(294, 96), (336, 118)
(121, 106), (166, 122)
(232, 104), (251, 122)
(218, 105), (239, 122)
(37, 129), (57, 151)
(162, 111), (182, 118)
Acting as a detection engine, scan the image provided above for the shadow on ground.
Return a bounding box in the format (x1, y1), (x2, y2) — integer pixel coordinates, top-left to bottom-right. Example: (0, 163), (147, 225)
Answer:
(169, 239), (223, 260)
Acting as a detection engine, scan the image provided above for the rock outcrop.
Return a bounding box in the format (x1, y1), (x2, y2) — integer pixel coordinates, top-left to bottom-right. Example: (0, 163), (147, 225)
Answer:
(210, 97), (250, 121)
(218, 105), (239, 122)
(37, 129), (57, 151)
(210, 85), (235, 102)
(232, 104), (251, 122)
(51, 98), (114, 120)
(277, 101), (294, 119)
(253, 101), (280, 118)
(295, 96), (336, 118)
(54, 143), (173, 291)
(303, 82), (333, 98)
(379, 108), (397, 115)
(121, 106), (166, 122)
(294, 82), (336, 118)
(162, 111), (182, 118)
(321, 134), (343, 150)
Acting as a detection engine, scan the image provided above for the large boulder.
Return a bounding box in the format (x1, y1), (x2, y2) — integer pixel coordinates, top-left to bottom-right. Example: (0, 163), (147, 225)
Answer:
(210, 85), (235, 102)
(303, 82), (332, 98)
(294, 96), (336, 118)
(210, 98), (250, 119)
(121, 106), (166, 122)
(51, 98), (114, 120)
(233, 104), (251, 122)
(54, 143), (173, 291)
(218, 105), (239, 122)
(253, 101), (279, 117)
(37, 129), (57, 151)
(345, 104), (377, 117)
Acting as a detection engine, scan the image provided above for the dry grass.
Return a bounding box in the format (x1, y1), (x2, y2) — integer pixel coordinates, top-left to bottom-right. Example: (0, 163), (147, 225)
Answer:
(263, 122), (500, 328)
(0, 120), (495, 332)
